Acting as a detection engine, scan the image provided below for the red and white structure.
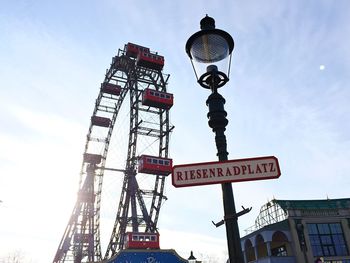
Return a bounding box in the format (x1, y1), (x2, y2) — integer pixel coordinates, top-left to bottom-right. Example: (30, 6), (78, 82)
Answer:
(53, 43), (174, 263)
(138, 155), (173, 176)
(172, 156), (281, 188)
(124, 232), (160, 249)
(142, 89), (173, 110)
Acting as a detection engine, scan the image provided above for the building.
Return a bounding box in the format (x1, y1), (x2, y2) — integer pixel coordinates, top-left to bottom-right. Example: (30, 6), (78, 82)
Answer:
(105, 249), (187, 263)
(241, 198), (350, 263)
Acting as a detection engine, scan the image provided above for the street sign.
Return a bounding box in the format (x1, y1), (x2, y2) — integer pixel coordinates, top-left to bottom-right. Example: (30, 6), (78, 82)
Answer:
(172, 156), (281, 188)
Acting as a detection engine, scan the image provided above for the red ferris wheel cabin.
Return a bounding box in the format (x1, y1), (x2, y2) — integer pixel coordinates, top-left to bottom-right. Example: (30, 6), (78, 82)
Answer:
(124, 232), (160, 249)
(101, 82), (121, 96)
(138, 155), (172, 176)
(137, 51), (164, 70)
(142, 89), (173, 110)
(125, 43), (150, 58)
(125, 42), (165, 71)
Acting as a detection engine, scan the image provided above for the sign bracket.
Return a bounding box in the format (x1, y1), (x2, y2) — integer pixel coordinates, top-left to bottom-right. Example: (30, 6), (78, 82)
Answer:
(212, 206), (252, 228)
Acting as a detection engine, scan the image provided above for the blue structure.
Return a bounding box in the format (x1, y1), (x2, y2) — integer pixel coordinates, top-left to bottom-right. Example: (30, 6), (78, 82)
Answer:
(107, 249), (187, 263)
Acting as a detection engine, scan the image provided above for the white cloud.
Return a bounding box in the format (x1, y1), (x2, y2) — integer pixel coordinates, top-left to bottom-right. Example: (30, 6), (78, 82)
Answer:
(0, 105), (86, 262)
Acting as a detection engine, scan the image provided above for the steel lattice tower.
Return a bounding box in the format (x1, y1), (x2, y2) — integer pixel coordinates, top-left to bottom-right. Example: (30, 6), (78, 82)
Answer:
(53, 43), (173, 263)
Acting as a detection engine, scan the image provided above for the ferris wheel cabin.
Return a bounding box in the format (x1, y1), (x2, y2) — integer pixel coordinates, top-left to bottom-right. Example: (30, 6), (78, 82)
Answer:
(83, 153), (102, 165)
(142, 89), (173, 110)
(101, 82), (121, 96)
(138, 155), (172, 176)
(73, 233), (93, 243)
(126, 42), (150, 58)
(124, 232), (160, 249)
(91, 115), (111, 128)
(136, 51), (164, 70)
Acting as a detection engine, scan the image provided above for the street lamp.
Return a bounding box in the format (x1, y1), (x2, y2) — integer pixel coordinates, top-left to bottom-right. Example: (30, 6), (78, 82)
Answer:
(188, 251), (197, 263)
(185, 15), (234, 90)
(185, 15), (244, 263)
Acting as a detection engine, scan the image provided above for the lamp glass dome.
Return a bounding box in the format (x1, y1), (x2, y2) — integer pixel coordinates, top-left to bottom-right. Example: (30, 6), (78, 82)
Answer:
(190, 32), (230, 64)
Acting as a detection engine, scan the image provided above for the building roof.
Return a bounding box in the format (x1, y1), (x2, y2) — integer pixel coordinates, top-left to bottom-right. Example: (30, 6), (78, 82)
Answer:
(243, 197), (350, 235)
(273, 198), (350, 212)
(242, 219), (290, 239)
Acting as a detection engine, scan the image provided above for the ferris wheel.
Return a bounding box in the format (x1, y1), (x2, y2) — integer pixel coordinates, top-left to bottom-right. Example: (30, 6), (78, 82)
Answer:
(53, 43), (174, 263)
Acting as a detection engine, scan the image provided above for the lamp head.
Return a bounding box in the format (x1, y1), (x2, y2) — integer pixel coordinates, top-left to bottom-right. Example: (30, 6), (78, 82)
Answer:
(186, 15), (234, 89)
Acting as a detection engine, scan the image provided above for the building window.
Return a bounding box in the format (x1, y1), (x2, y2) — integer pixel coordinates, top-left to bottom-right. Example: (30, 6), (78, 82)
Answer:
(271, 245), (287, 256)
(307, 223), (349, 257)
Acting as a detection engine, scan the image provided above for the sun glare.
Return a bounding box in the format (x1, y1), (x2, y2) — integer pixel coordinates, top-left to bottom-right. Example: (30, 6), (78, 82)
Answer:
(0, 106), (85, 261)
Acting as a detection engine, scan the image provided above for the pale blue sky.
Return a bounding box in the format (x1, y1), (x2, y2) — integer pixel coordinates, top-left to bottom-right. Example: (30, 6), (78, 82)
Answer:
(1, 0), (350, 262)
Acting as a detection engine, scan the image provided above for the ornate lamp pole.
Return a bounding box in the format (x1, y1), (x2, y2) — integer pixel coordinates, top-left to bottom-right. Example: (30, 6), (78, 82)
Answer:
(185, 15), (244, 263)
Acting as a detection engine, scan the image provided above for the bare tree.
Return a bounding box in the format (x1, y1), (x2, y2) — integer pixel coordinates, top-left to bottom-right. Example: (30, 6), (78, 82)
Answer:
(197, 252), (220, 263)
(0, 251), (27, 263)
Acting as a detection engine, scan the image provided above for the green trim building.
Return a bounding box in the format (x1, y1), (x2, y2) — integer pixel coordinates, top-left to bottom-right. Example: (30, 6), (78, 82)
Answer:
(241, 198), (350, 263)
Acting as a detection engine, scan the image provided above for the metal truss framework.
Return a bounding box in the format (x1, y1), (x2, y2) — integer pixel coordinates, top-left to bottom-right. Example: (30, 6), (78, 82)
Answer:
(244, 200), (288, 235)
(53, 45), (173, 263)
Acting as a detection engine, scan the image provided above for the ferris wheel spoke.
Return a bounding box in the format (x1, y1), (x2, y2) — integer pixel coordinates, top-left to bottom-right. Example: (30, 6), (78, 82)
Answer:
(53, 43), (174, 263)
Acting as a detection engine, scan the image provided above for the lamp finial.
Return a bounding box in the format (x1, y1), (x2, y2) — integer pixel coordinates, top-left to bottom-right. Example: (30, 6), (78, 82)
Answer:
(200, 15), (215, 30)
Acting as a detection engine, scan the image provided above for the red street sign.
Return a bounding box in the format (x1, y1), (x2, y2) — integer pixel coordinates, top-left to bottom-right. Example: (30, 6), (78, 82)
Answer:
(172, 156), (281, 188)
